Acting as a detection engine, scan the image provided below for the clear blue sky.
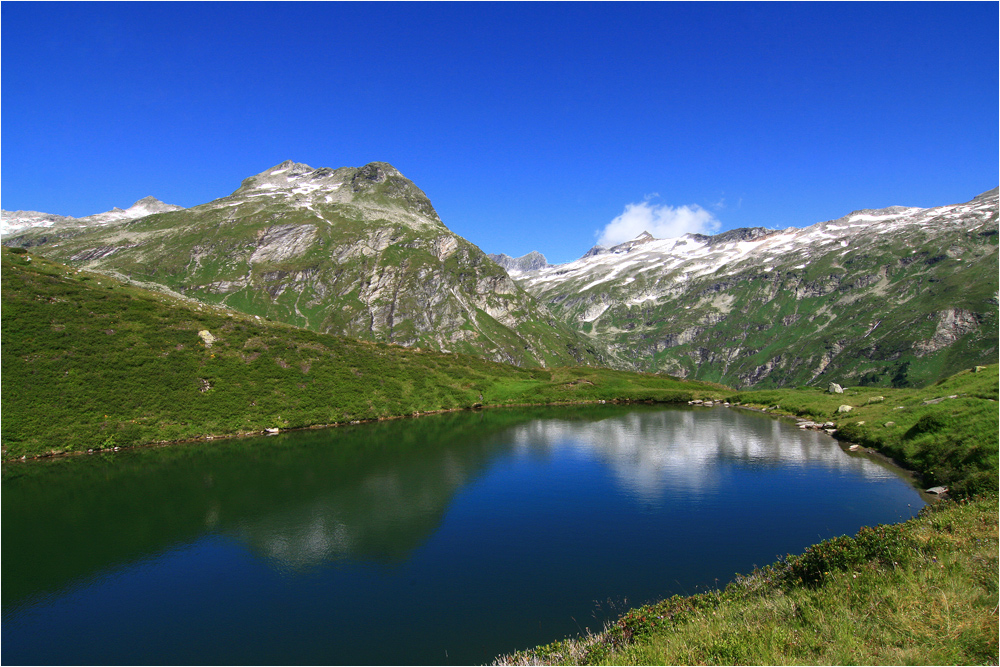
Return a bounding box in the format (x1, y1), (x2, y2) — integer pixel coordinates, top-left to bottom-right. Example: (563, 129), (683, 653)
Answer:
(3, 2), (997, 264)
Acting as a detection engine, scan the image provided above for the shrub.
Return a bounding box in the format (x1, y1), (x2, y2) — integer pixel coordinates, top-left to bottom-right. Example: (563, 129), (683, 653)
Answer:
(781, 523), (916, 586)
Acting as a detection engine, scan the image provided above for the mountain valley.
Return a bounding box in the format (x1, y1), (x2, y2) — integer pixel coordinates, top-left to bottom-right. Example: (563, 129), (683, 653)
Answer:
(3, 164), (996, 388)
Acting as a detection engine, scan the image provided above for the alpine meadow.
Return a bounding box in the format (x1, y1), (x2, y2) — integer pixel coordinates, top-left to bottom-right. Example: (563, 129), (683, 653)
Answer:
(2, 160), (997, 665)
(3, 3), (998, 665)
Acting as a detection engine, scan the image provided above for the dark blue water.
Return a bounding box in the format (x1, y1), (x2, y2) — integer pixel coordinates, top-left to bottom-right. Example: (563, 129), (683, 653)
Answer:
(2, 405), (925, 665)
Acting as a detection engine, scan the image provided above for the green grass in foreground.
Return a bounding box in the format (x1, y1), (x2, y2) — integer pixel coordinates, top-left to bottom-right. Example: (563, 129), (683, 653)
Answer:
(497, 495), (998, 666)
(1, 248), (725, 461)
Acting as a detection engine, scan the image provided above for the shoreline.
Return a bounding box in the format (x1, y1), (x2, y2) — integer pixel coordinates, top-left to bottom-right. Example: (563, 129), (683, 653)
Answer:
(729, 403), (938, 500)
(4, 399), (937, 504)
(1, 396), (688, 465)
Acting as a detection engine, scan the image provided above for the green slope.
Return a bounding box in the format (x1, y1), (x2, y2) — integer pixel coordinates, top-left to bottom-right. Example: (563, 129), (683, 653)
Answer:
(499, 495), (998, 666)
(1, 248), (719, 461)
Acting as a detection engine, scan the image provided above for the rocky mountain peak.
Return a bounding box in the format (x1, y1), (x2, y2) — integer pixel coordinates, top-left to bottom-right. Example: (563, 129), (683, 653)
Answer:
(1, 195), (183, 236)
(845, 205), (916, 219)
(971, 187), (999, 203)
(234, 161), (324, 194)
(693, 226), (777, 246)
(487, 251), (550, 273)
(125, 196), (182, 215)
(350, 162), (391, 189)
(229, 160), (438, 221)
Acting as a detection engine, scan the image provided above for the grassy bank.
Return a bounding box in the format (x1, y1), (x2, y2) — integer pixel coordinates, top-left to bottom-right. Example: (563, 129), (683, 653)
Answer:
(1, 248), (725, 461)
(497, 368), (999, 665)
(730, 367), (999, 497)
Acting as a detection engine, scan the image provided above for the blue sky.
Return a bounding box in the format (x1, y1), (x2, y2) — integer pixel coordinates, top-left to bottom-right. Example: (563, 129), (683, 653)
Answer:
(3, 2), (997, 264)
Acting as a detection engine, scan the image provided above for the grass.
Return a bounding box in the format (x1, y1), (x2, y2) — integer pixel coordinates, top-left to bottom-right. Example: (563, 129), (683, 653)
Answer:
(1, 247), (724, 461)
(730, 367), (999, 497)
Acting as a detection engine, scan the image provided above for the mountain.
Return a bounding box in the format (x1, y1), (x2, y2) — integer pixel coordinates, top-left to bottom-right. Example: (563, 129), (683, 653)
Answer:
(487, 251), (550, 273)
(506, 189), (999, 388)
(1, 245), (719, 461)
(2, 161), (607, 368)
(1, 196), (183, 236)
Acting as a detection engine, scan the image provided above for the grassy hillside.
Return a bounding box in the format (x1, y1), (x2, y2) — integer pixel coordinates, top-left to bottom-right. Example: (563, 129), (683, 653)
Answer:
(5, 163), (612, 370)
(1, 248), (722, 461)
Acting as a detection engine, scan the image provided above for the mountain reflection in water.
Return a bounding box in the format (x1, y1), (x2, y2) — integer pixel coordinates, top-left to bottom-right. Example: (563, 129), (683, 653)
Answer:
(506, 408), (896, 501)
(3, 404), (923, 666)
(227, 406), (901, 572)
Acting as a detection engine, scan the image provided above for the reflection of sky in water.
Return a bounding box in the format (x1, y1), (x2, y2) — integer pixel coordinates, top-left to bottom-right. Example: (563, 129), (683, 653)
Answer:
(234, 408), (908, 570)
(509, 409), (896, 501)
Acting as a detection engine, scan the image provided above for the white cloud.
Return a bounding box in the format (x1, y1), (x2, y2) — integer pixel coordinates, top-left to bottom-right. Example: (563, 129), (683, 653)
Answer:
(596, 201), (721, 247)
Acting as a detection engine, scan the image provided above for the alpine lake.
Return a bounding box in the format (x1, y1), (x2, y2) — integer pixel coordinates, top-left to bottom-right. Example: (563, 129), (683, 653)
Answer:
(2, 403), (927, 665)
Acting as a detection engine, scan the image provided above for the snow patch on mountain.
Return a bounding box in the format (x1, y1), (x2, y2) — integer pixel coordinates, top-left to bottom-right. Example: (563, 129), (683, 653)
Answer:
(513, 191), (997, 296)
(198, 160), (444, 232)
(1, 196), (183, 236)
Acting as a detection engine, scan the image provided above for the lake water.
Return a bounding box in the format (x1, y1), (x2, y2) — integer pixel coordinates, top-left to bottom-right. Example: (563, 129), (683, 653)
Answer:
(2, 404), (925, 665)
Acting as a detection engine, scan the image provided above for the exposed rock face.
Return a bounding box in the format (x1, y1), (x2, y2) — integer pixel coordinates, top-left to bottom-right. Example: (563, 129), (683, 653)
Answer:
(8, 161), (607, 369)
(487, 251), (549, 273)
(249, 224), (318, 264)
(508, 189), (999, 387)
(912, 308), (981, 357)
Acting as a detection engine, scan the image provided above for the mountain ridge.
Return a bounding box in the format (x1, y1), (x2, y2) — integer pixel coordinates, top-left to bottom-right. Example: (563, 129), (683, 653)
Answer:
(1, 196), (183, 236)
(4, 164), (995, 386)
(504, 187), (998, 387)
(2, 161), (609, 369)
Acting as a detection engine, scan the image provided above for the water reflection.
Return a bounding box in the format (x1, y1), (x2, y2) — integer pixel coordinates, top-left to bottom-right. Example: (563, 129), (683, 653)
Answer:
(232, 450), (484, 571)
(4, 405), (917, 613)
(505, 408), (896, 501)
(227, 406), (909, 574)
(3, 405), (925, 666)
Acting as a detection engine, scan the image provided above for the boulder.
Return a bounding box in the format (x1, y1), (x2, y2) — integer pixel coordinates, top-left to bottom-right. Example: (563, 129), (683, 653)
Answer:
(837, 405), (853, 413)
(828, 383), (844, 394)
(198, 330), (216, 348)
